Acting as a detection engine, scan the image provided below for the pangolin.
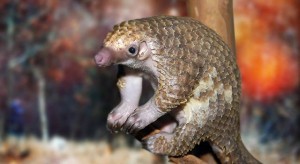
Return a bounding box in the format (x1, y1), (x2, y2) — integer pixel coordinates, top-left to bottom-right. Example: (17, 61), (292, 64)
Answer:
(94, 16), (260, 163)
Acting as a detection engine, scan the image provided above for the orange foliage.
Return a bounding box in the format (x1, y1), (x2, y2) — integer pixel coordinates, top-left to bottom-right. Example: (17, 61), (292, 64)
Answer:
(238, 39), (299, 101)
(235, 0), (299, 101)
(51, 38), (76, 53)
(47, 69), (64, 83)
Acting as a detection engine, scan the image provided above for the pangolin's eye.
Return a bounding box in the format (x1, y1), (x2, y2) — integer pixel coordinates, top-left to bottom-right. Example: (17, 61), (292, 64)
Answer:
(128, 47), (136, 55)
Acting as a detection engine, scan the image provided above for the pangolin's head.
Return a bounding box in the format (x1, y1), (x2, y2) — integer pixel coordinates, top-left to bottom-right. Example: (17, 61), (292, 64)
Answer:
(95, 20), (152, 67)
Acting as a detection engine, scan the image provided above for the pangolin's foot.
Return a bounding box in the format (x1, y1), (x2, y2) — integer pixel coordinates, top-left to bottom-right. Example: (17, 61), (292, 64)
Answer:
(142, 132), (174, 155)
(123, 98), (165, 134)
(107, 102), (137, 133)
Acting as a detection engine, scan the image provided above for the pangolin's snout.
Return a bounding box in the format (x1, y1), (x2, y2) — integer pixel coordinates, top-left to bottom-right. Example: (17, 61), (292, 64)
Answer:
(94, 47), (113, 67)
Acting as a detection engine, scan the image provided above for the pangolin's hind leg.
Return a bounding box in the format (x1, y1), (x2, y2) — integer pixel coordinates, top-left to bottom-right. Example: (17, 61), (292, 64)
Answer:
(142, 109), (199, 156)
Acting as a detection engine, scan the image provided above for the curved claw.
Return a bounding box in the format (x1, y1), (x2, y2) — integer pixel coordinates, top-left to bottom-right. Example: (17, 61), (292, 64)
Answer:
(122, 116), (135, 133)
(107, 111), (121, 133)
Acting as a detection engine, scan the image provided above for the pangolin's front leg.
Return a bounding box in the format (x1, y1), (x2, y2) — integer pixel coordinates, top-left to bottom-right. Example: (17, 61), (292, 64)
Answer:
(122, 97), (166, 134)
(107, 73), (142, 133)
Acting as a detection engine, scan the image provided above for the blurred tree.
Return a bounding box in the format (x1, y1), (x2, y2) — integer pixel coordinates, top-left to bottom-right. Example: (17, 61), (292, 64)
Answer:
(32, 67), (48, 142)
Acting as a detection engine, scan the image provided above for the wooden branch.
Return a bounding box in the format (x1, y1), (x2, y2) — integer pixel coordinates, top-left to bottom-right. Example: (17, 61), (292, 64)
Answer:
(169, 154), (217, 164)
(187, 0), (236, 55)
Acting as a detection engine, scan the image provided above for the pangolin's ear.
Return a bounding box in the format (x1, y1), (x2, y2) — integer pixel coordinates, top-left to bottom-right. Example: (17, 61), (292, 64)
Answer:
(137, 41), (151, 61)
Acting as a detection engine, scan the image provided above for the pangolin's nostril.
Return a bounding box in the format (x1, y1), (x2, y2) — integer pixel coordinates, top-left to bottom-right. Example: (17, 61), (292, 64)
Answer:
(95, 54), (103, 64)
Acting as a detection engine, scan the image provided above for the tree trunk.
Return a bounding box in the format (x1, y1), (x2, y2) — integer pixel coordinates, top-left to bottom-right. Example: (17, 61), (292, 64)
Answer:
(187, 0), (236, 55)
(32, 67), (49, 143)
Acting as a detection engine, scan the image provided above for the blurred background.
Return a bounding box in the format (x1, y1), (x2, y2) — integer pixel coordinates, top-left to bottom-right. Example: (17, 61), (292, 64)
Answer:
(0, 0), (299, 163)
